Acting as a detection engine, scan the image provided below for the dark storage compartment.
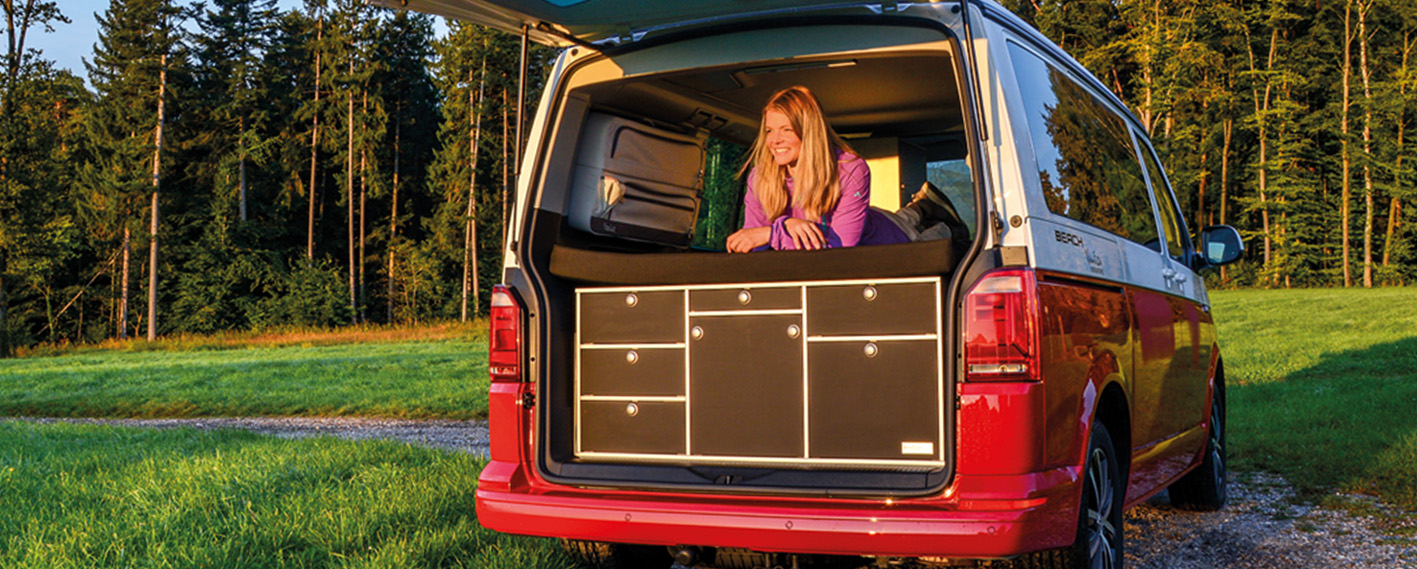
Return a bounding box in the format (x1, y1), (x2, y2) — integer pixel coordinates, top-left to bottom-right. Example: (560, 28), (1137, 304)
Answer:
(574, 278), (945, 469)
(566, 113), (708, 247)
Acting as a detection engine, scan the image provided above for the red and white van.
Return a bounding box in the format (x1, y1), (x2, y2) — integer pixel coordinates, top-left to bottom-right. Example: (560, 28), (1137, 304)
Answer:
(381, 1), (1247, 567)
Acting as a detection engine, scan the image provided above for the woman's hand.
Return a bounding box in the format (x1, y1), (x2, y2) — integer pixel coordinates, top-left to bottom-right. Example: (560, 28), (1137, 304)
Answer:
(783, 218), (825, 250)
(726, 226), (771, 253)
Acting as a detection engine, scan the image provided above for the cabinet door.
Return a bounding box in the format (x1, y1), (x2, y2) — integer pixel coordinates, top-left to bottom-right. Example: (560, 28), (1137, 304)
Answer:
(808, 339), (941, 460)
(688, 314), (804, 458)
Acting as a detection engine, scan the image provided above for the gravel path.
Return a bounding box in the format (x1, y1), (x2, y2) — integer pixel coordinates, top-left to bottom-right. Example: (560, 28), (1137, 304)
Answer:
(1124, 472), (1417, 568)
(13, 417), (1415, 567)
(10, 416), (489, 456)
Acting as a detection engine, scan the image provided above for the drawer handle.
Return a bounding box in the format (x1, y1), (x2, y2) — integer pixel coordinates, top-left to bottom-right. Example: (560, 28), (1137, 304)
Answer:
(863, 286), (878, 301)
(787, 324), (801, 339)
(691, 326), (704, 340)
(625, 402), (639, 417)
(625, 293), (639, 307)
(864, 342), (879, 358)
(626, 350), (639, 364)
(738, 290), (752, 305)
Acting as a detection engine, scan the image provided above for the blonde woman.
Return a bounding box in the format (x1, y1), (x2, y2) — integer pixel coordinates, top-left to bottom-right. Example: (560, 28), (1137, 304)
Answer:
(726, 86), (910, 253)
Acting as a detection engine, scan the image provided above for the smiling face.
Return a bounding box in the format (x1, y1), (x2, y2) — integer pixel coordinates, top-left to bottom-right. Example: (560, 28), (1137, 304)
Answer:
(763, 109), (802, 171)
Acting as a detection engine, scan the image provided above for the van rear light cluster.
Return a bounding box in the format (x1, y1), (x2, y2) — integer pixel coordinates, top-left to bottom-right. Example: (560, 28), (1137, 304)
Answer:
(963, 268), (1041, 381)
(489, 285), (523, 382)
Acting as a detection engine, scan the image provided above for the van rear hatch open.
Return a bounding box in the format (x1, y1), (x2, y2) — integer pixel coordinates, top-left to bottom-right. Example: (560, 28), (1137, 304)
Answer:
(401, 2), (989, 494)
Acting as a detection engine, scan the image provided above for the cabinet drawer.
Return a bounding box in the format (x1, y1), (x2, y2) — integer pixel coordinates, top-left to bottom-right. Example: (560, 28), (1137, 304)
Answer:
(580, 400), (685, 455)
(690, 286), (801, 312)
(580, 347), (684, 397)
(579, 289), (684, 344)
(806, 281), (938, 336)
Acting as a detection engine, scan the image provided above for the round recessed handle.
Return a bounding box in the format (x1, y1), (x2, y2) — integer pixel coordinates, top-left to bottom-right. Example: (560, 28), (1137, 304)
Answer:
(625, 402), (639, 417)
(626, 350), (638, 365)
(787, 324), (801, 339)
(863, 286), (878, 301)
(863, 342), (879, 358)
(625, 293), (639, 307)
(691, 326), (704, 340)
(738, 290), (752, 305)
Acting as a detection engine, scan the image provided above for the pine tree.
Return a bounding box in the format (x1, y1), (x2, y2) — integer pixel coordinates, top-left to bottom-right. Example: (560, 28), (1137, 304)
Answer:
(79, 0), (182, 340)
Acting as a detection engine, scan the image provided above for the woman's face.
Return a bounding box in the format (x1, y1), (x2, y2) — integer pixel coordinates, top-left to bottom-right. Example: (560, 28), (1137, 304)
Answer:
(764, 110), (801, 169)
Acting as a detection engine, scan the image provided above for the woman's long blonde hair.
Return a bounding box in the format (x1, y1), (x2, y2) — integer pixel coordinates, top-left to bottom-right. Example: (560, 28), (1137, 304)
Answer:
(742, 86), (853, 222)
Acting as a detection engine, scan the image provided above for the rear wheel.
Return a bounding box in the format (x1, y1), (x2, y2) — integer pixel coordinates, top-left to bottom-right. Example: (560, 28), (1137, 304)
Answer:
(1013, 420), (1124, 569)
(1168, 391), (1227, 510)
(560, 539), (672, 569)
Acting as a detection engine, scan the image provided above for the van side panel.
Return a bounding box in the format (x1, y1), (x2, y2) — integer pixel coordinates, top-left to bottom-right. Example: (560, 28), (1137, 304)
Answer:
(1035, 275), (1131, 470)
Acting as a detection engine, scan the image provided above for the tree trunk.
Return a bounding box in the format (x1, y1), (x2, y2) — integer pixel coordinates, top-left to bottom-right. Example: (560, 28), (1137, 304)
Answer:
(119, 229), (130, 340)
(462, 63), (485, 321)
(0, 259), (9, 357)
(359, 94), (368, 324)
(1339, 2), (1355, 286)
(307, 17), (323, 260)
(1220, 115), (1232, 282)
(1385, 29), (1413, 268)
(388, 104), (400, 323)
(239, 116), (247, 222)
(1359, 0), (1374, 288)
(346, 61), (356, 324)
(148, 53), (166, 341)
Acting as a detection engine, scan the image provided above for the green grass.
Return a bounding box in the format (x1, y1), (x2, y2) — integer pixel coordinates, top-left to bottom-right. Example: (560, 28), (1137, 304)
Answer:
(0, 338), (489, 420)
(1212, 288), (1417, 508)
(0, 421), (569, 569)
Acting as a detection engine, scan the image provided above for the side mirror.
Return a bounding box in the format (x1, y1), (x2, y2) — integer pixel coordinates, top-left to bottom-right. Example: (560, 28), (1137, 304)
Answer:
(1195, 225), (1244, 271)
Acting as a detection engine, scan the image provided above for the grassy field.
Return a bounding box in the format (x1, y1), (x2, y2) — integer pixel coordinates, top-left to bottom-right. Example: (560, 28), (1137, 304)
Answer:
(2, 290), (1415, 567)
(1212, 287), (1417, 508)
(0, 326), (488, 420)
(0, 421), (568, 569)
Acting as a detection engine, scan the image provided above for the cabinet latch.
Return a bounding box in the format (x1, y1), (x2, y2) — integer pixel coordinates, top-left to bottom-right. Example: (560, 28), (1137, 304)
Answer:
(520, 391), (536, 408)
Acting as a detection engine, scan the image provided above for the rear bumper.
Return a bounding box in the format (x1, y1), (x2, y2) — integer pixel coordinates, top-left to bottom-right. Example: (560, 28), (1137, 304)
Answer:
(474, 462), (1081, 559)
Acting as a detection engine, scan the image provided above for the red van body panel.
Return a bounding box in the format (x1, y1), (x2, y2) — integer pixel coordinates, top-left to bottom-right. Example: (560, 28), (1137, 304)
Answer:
(475, 271), (1217, 559)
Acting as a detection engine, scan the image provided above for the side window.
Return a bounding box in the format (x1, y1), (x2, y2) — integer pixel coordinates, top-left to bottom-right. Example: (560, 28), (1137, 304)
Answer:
(1007, 42), (1158, 247)
(1138, 141), (1186, 262)
(691, 136), (748, 251)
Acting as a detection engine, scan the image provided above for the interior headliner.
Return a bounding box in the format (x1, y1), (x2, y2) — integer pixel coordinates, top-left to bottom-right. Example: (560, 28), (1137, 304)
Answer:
(572, 52), (965, 145)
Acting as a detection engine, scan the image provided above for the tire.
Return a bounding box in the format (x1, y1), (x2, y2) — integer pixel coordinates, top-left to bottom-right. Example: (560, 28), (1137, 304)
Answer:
(1168, 391), (1227, 511)
(560, 539), (672, 569)
(1013, 421), (1124, 569)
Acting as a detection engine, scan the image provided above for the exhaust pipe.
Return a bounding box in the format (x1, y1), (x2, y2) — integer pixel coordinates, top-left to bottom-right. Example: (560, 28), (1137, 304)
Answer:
(673, 546), (703, 567)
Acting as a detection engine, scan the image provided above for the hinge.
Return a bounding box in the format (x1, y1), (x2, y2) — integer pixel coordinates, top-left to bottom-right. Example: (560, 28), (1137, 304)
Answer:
(520, 391), (536, 408)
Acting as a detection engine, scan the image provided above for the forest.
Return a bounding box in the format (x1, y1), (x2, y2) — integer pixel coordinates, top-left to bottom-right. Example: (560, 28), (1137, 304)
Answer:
(0, 0), (1413, 355)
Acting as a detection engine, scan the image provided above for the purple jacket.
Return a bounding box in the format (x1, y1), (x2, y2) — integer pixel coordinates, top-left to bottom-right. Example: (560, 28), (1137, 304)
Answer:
(743, 152), (909, 250)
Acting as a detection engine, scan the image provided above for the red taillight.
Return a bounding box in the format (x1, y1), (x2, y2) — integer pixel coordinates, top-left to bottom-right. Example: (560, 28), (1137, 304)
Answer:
(489, 285), (523, 382)
(963, 268), (1040, 381)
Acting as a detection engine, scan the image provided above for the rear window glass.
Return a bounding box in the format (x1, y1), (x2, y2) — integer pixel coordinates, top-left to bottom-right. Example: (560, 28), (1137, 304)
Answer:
(691, 137), (748, 251)
(1007, 41), (1157, 246)
(1138, 141), (1186, 261)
